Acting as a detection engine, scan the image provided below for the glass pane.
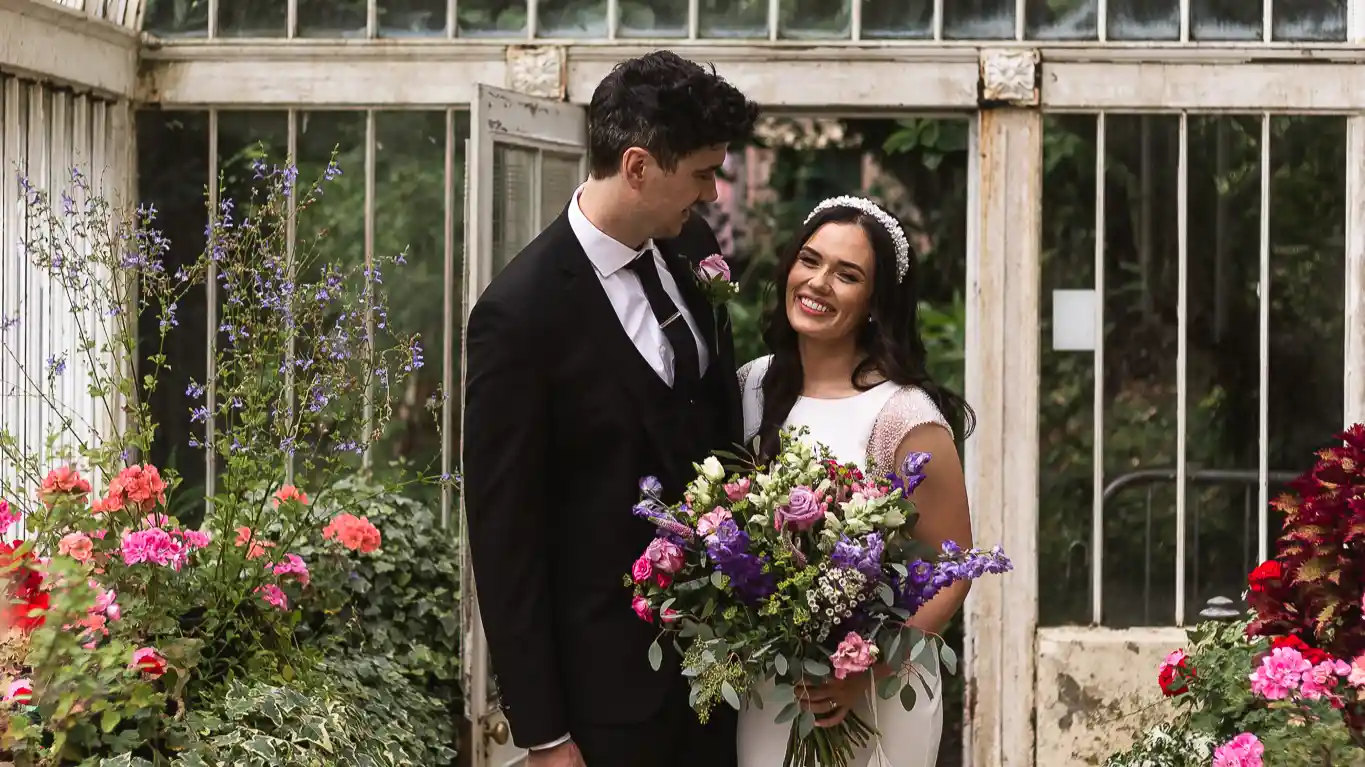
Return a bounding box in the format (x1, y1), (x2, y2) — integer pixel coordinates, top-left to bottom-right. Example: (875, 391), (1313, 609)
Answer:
(294, 111), (366, 476)
(218, 0), (286, 36)
(944, 0), (1014, 38)
(779, 0), (850, 38)
(1268, 116), (1346, 490)
(860, 0), (932, 38)
(1108, 0), (1179, 39)
(618, 0), (687, 37)
(1027, 0), (1097, 39)
(297, 111), (367, 275)
(698, 0), (768, 38)
(1101, 115), (1181, 628)
(1273, 0), (1345, 40)
(1192, 0), (1261, 39)
(536, 0), (607, 36)
(136, 111), (212, 524)
(492, 145), (536, 275)
(142, 0), (209, 36)
(298, 0), (367, 37)
(1037, 115), (1098, 628)
(1182, 116), (1262, 616)
(540, 152), (582, 229)
(457, 0), (527, 35)
(380, 0), (446, 35)
(371, 111), (451, 484)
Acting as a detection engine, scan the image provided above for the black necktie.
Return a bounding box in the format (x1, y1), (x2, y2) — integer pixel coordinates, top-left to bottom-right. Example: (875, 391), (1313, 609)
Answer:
(626, 250), (700, 388)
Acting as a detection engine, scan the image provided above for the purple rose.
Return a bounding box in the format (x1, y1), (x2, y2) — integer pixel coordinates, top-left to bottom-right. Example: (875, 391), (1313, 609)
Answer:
(778, 486), (825, 531)
(698, 254), (731, 282)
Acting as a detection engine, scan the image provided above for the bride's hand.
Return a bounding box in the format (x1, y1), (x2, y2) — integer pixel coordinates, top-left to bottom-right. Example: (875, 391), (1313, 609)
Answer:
(796, 672), (873, 728)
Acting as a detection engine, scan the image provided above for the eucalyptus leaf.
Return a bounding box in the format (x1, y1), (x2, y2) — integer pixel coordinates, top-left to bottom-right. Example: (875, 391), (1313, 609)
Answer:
(803, 658), (831, 676)
(774, 653), (789, 675)
(648, 639), (663, 671)
(900, 684), (918, 712)
(721, 681), (742, 710)
(798, 710), (816, 738)
(877, 674), (901, 700)
(941, 644), (958, 675)
(776, 700), (801, 724)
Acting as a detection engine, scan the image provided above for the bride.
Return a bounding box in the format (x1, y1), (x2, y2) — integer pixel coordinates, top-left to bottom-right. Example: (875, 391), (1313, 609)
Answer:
(735, 196), (976, 767)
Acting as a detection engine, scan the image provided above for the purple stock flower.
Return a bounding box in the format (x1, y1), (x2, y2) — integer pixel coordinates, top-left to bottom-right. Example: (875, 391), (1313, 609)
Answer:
(705, 520), (776, 603)
(831, 533), (884, 580)
(888, 451), (933, 496)
(894, 543), (1012, 612)
(639, 476), (663, 498)
(632, 501), (695, 541)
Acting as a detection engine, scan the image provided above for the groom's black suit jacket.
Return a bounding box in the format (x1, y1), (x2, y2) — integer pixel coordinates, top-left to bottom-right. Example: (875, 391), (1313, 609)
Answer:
(462, 210), (742, 749)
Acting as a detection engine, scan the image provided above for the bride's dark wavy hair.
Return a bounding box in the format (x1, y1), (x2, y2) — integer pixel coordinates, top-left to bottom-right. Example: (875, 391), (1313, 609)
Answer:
(756, 201), (976, 461)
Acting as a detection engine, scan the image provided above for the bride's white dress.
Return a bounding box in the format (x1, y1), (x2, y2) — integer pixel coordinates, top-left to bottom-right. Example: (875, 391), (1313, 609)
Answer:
(735, 355), (947, 767)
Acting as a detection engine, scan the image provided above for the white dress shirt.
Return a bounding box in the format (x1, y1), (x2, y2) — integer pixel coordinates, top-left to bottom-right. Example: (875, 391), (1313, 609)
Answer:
(567, 186), (710, 386)
(527, 189), (711, 753)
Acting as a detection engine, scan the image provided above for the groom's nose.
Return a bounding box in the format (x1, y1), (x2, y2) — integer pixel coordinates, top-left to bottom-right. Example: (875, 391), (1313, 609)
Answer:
(696, 179), (719, 204)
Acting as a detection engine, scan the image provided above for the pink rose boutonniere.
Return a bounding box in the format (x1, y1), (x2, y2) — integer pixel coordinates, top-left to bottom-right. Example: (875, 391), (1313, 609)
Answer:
(695, 253), (739, 306)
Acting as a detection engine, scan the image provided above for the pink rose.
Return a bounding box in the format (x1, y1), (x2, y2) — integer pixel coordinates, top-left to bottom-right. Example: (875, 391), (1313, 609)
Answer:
(697, 508), (732, 537)
(645, 538), (685, 574)
(662, 608), (681, 623)
(698, 254), (731, 282)
(723, 479), (750, 502)
(631, 595), (654, 623)
(631, 556), (654, 584)
(777, 486), (825, 531)
(654, 571), (672, 588)
(830, 632), (879, 680)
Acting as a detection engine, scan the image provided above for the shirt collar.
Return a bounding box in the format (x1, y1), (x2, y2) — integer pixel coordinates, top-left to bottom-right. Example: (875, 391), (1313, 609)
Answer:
(568, 184), (656, 278)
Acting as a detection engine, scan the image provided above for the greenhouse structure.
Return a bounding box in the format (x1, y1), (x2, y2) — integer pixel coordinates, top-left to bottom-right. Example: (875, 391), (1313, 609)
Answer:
(2, 0), (1364, 763)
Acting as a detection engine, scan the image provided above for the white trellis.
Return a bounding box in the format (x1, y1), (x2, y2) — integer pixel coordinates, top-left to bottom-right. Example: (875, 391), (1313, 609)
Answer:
(3, 0), (1365, 764)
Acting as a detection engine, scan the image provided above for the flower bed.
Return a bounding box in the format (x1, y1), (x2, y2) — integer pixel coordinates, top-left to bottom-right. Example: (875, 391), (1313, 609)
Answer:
(1107, 424), (1365, 767)
(0, 160), (457, 765)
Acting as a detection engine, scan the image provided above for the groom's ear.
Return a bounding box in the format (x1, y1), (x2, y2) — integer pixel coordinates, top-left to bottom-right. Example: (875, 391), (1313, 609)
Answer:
(622, 147), (652, 187)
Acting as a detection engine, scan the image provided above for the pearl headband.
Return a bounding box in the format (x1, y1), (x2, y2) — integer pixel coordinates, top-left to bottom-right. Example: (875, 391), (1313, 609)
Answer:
(803, 195), (911, 283)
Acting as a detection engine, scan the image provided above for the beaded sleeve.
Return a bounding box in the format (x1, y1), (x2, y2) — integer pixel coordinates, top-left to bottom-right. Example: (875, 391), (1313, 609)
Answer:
(867, 386), (953, 476)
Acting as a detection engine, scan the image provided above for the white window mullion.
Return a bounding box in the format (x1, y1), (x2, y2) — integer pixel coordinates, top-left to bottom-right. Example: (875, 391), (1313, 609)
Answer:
(932, 0), (943, 40)
(687, 0), (698, 39)
(285, 109), (298, 484)
(1344, 116), (1365, 428)
(205, 109), (219, 515)
(361, 109), (376, 471)
(1174, 111), (1189, 627)
(1091, 112), (1106, 627)
(440, 108), (456, 529)
(1257, 114), (1271, 562)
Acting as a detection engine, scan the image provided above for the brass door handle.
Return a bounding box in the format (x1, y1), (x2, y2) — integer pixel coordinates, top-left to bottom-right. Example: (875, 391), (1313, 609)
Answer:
(484, 718), (510, 746)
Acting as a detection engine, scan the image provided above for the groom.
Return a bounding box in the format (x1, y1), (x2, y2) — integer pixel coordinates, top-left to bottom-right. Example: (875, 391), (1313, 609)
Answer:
(461, 51), (759, 767)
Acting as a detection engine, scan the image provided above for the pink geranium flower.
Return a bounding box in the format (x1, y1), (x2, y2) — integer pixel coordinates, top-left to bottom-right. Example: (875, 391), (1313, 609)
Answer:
(255, 584), (288, 610)
(0, 499), (20, 529)
(4, 678), (32, 705)
(107, 465), (167, 513)
(1213, 732), (1264, 767)
(830, 632), (879, 680)
(272, 484), (310, 507)
(1300, 658), (1351, 700)
(40, 466), (91, 502)
(120, 528), (188, 570)
(58, 532), (94, 564)
(1249, 646), (1311, 700)
(272, 553), (310, 586)
(130, 647), (167, 677)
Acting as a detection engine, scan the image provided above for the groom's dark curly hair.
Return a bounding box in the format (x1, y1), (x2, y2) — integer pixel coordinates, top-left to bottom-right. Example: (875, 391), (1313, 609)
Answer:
(587, 50), (760, 179)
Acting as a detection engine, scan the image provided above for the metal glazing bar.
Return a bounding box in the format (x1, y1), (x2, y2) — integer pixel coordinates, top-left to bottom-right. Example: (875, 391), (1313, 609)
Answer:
(687, 0), (698, 39)
(362, 110), (376, 472)
(205, 110), (219, 513)
(528, 0), (537, 39)
(607, 0), (618, 38)
(1263, 0), (1272, 41)
(1092, 112), (1106, 626)
(367, 0), (377, 37)
(932, 0), (943, 40)
(288, 0), (297, 37)
(850, 0), (861, 40)
(1179, 0), (1189, 40)
(1097, 0), (1107, 40)
(1353, 0), (1365, 41)
(1174, 111), (1189, 627)
(448, 0), (457, 37)
(440, 108), (455, 530)
(1016, 0), (1025, 39)
(208, 0), (217, 38)
(768, 0), (779, 40)
(28, 86), (45, 489)
(285, 110), (297, 484)
(1258, 114), (1271, 562)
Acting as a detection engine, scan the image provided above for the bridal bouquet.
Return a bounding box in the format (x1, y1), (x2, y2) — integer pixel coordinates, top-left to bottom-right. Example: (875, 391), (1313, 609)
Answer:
(627, 428), (1013, 767)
